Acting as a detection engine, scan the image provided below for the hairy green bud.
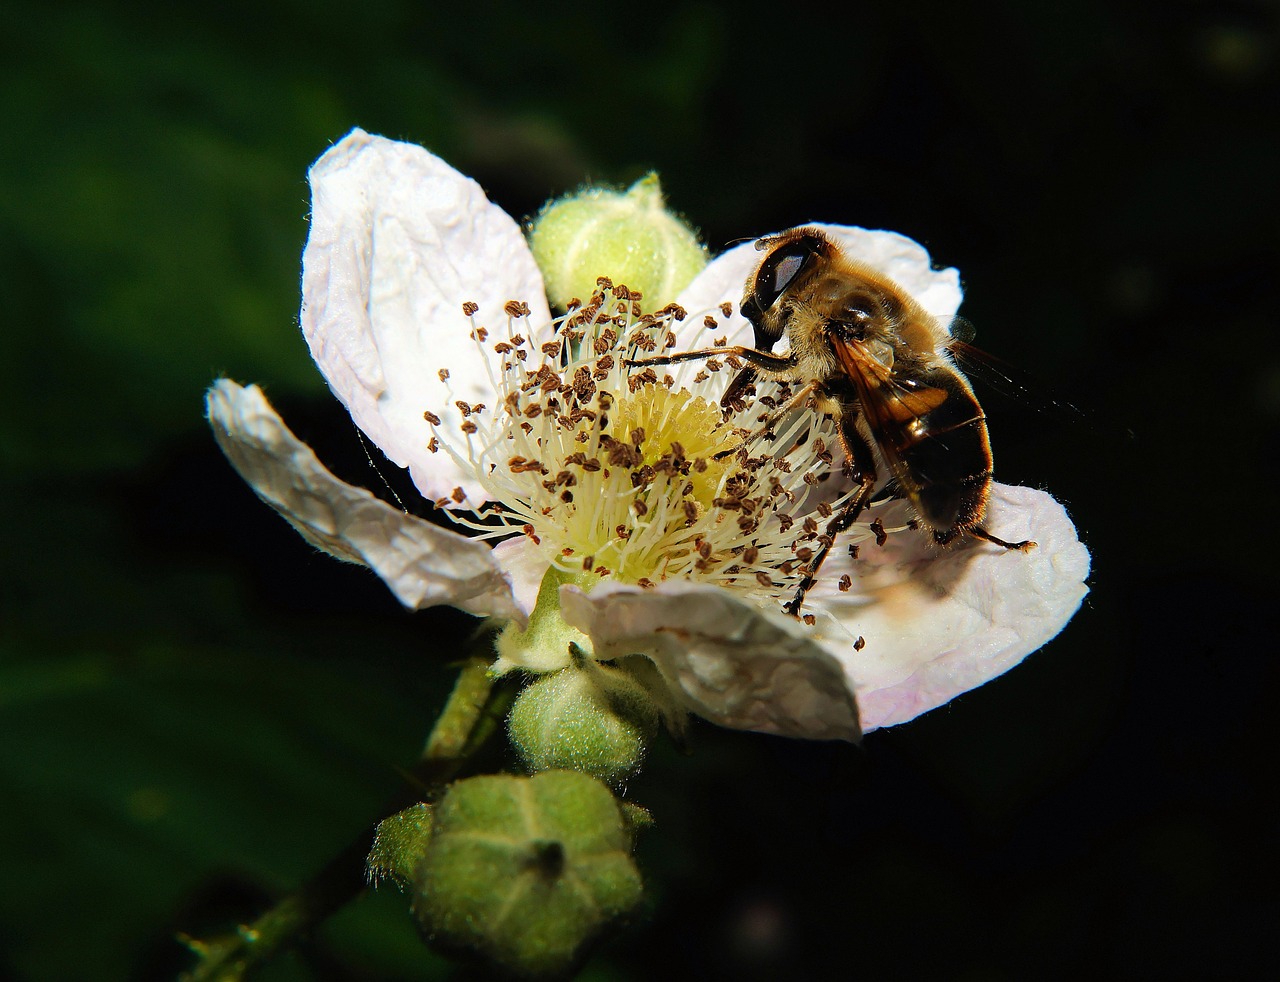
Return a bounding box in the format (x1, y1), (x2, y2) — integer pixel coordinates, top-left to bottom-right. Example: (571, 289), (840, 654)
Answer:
(529, 173), (707, 310)
(415, 771), (645, 977)
(509, 654), (661, 785)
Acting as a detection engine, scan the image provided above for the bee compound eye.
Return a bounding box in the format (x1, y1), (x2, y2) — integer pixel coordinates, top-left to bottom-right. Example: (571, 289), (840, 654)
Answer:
(753, 235), (824, 310)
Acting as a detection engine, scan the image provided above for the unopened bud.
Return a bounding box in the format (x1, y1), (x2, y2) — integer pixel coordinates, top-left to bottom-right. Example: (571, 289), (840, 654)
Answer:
(530, 173), (707, 310)
(509, 652), (660, 785)
(415, 771), (645, 977)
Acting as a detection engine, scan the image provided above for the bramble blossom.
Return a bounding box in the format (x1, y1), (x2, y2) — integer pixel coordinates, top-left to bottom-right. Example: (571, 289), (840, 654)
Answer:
(207, 129), (1089, 743)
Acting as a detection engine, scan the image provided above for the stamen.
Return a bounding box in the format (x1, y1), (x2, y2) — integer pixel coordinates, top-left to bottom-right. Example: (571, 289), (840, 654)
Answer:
(421, 283), (912, 625)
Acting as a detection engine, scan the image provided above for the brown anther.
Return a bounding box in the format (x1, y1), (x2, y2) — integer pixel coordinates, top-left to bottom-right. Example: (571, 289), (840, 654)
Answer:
(524, 404), (543, 418)
(451, 487), (465, 503)
(427, 436), (439, 453)
(743, 545), (759, 565)
(703, 315), (717, 329)
(630, 427), (645, 447)
(615, 524), (631, 540)
(595, 566), (612, 577)
(470, 326), (489, 341)
(713, 336), (727, 347)
(460, 420), (478, 434)
(682, 500), (698, 522)
(522, 524), (541, 545)
(633, 500), (648, 517)
(692, 458), (708, 472)
(455, 400), (473, 417)
(803, 614), (816, 626)
(423, 410), (442, 425)
(795, 546), (814, 562)
(582, 457), (601, 472)
(541, 341), (562, 357)
(706, 358), (722, 373)
(853, 636), (866, 651)
(461, 301), (480, 316)
(777, 514), (795, 532)
(637, 577), (655, 589)
(693, 370), (709, 383)
(582, 555), (595, 572)
(560, 490), (574, 502)
(697, 539), (712, 560)
(817, 501), (833, 518)
(755, 571), (774, 587)
(870, 519), (888, 546)
(719, 302), (733, 318)
(838, 574), (852, 592)
(504, 300), (531, 318)
(907, 518), (921, 530)
(508, 456), (544, 473)
(848, 543), (860, 559)
(438, 368), (450, 382)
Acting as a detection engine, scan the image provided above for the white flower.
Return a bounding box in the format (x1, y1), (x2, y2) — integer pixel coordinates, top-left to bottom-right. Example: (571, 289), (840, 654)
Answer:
(207, 129), (1089, 743)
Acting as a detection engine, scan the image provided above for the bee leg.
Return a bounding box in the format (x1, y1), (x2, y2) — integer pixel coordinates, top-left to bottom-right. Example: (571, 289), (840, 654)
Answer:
(625, 346), (798, 374)
(713, 380), (820, 461)
(968, 526), (1036, 552)
(784, 419), (878, 618)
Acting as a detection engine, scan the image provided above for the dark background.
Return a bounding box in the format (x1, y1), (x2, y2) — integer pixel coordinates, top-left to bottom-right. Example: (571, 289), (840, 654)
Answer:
(2, 1), (1277, 979)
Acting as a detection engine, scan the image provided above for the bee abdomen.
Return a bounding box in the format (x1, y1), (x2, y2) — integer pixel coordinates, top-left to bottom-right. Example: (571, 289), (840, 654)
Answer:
(894, 377), (994, 533)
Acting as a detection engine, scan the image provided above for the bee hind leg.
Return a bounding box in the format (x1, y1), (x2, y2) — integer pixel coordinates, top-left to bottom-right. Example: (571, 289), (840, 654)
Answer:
(966, 526), (1036, 552)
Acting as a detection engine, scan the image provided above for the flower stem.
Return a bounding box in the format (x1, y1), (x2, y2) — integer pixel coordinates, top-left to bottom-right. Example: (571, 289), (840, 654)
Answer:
(180, 650), (512, 981)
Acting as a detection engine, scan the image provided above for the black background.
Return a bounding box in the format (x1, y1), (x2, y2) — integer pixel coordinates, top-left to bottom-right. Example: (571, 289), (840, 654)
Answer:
(2, 1), (1276, 979)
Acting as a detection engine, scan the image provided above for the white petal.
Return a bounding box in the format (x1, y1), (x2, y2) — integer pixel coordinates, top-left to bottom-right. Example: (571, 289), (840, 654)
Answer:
(490, 535), (550, 621)
(559, 582), (860, 742)
(670, 223), (962, 391)
(206, 379), (522, 623)
(300, 129), (551, 506)
(808, 484), (1089, 730)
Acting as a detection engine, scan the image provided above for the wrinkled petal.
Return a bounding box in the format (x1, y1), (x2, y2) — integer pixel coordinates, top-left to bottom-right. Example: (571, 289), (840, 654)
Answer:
(206, 379), (522, 623)
(560, 582), (860, 741)
(809, 484), (1089, 729)
(491, 535), (550, 621)
(301, 128), (551, 506)
(669, 223), (962, 391)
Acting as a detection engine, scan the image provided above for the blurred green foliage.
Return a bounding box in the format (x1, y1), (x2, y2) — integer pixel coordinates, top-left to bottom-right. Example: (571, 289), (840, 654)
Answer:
(2, 0), (1276, 979)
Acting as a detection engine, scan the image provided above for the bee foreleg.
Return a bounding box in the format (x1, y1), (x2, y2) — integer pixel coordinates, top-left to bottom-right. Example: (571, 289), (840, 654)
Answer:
(625, 346), (798, 374)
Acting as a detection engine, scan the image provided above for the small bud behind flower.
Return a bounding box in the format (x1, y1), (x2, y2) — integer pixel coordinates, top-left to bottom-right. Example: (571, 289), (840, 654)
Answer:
(530, 173), (707, 310)
(414, 771), (645, 977)
(509, 652), (661, 785)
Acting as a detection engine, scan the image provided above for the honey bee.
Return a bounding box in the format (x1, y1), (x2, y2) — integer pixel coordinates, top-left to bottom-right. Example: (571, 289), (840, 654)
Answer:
(629, 226), (1033, 616)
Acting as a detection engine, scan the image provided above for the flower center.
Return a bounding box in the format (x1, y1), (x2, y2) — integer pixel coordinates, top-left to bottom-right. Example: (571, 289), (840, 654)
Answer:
(423, 279), (906, 616)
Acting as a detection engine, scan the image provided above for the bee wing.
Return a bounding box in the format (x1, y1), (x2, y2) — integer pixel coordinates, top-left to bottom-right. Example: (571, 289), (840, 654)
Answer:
(826, 337), (954, 490)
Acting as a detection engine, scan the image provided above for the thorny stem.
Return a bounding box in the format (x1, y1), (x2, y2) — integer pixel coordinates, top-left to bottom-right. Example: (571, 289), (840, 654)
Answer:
(179, 648), (514, 982)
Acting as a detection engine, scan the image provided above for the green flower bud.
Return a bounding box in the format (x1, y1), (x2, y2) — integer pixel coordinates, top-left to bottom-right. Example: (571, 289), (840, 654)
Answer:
(415, 771), (645, 977)
(367, 802), (433, 888)
(530, 173), (707, 310)
(509, 652), (660, 785)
